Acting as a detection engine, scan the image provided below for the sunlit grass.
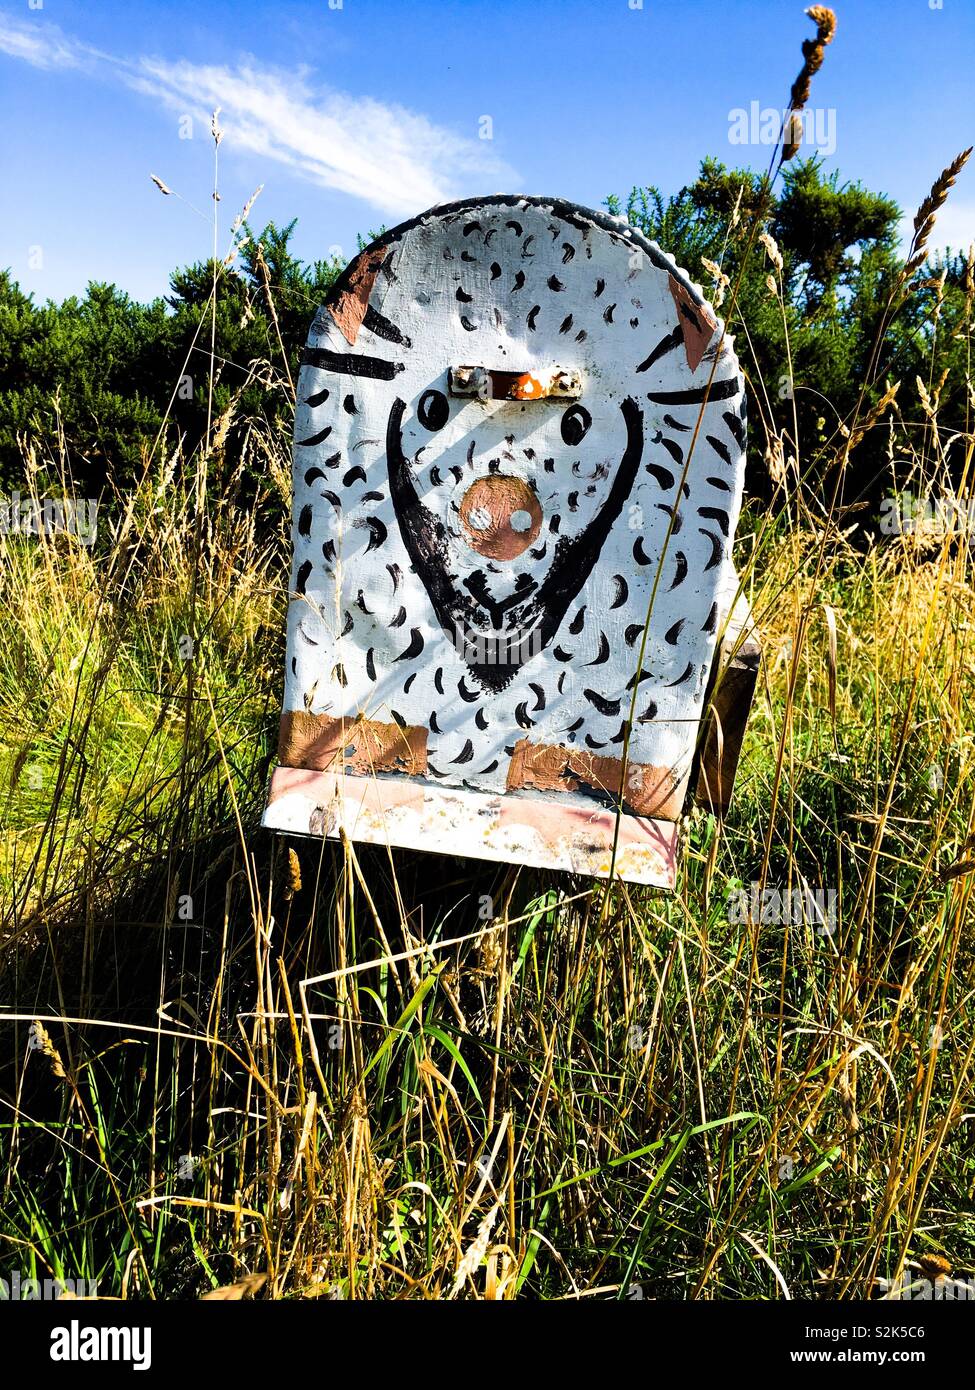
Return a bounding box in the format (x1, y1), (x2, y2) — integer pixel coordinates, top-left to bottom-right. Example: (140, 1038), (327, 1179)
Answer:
(2, 436), (973, 1298)
(1, 33), (973, 1292)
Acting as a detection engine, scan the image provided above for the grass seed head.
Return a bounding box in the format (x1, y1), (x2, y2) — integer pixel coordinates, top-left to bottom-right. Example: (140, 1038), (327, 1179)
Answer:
(31, 1021), (67, 1081)
(904, 147), (973, 274)
(782, 6), (837, 160)
(285, 847), (302, 900)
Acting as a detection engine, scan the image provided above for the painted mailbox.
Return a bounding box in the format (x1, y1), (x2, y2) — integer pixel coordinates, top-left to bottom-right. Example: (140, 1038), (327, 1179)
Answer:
(262, 195), (759, 886)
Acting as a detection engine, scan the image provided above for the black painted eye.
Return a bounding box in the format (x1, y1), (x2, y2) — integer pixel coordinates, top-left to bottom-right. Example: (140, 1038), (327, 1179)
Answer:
(418, 389), (449, 431)
(561, 403), (592, 447)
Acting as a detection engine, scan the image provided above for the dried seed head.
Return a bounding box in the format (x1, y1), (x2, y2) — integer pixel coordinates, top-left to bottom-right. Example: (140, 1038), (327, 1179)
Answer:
(285, 847), (302, 900)
(807, 5), (837, 43)
(838, 1073), (859, 1131)
(200, 1272), (268, 1301)
(782, 7), (837, 161)
(916, 375), (936, 418)
(759, 230), (784, 274)
(477, 929), (503, 976)
(9, 745), (30, 790)
(781, 110), (805, 163)
(451, 1203), (500, 1296)
(766, 437), (788, 485)
(845, 381), (901, 452)
(30, 1020), (67, 1081)
(701, 257), (730, 307)
(231, 184), (264, 235)
(904, 147), (973, 274)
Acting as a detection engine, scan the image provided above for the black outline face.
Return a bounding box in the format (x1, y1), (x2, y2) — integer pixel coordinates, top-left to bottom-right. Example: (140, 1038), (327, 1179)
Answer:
(282, 193), (747, 827)
(386, 394), (645, 691)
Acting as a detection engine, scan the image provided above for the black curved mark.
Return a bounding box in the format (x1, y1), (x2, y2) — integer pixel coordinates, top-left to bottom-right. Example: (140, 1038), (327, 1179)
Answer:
(707, 434), (733, 466)
(699, 529), (724, 571)
(585, 688), (620, 717)
(699, 506), (730, 537)
(636, 325), (684, 373)
(354, 516), (387, 552)
(646, 459), (676, 490)
(296, 425), (333, 447)
(395, 628), (424, 662)
(723, 409), (745, 449)
(584, 632), (610, 666)
(666, 661), (695, 687)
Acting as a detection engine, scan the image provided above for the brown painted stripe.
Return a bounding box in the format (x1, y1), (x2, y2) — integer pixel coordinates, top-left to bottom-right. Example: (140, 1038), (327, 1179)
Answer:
(278, 710), (427, 776)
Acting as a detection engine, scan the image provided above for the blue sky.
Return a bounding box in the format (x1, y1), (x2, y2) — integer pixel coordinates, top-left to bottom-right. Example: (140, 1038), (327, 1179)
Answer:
(1, 0), (973, 305)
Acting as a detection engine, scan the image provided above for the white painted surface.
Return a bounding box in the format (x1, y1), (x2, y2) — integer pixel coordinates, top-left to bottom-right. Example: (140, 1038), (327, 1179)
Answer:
(279, 195), (746, 814)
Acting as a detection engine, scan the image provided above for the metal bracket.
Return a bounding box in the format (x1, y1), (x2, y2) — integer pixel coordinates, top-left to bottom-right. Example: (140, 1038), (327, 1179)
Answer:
(693, 585), (761, 817)
(448, 365), (583, 402)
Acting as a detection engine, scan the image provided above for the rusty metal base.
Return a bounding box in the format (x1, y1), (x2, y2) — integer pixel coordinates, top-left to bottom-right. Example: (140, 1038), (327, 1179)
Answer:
(262, 767), (678, 887)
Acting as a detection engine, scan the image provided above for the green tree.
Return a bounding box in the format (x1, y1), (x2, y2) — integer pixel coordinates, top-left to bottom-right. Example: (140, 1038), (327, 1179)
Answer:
(0, 220), (343, 498)
(608, 158), (962, 508)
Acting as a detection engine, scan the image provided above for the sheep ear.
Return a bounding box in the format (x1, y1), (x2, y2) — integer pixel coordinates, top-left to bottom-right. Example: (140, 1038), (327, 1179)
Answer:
(664, 273), (717, 372)
(326, 247), (386, 341)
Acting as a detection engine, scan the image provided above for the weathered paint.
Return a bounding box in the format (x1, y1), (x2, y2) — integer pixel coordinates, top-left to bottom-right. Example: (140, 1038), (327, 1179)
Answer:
(263, 194), (756, 883)
(327, 249), (389, 346)
(264, 767), (679, 887)
(667, 275), (719, 372)
(458, 475), (542, 560)
(505, 739), (682, 819)
(278, 711), (428, 776)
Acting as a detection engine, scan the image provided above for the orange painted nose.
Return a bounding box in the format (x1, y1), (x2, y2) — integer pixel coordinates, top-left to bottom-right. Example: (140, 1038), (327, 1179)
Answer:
(458, 476), (542, 560)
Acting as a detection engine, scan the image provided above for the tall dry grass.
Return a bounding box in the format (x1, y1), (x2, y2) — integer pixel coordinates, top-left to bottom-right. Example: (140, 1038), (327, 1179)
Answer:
(1, 5), (974, 1301)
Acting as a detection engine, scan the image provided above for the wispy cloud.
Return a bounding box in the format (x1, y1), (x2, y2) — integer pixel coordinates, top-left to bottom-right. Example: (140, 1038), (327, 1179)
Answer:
(128, 57), (512, 214)
(0, 14), (515, 215)
(0, 12), (92, 70)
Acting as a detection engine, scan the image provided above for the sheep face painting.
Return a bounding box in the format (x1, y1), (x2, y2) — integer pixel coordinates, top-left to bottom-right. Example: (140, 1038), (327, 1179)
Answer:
(263, 195), (750, 885)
